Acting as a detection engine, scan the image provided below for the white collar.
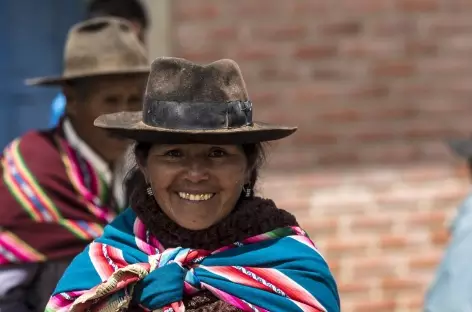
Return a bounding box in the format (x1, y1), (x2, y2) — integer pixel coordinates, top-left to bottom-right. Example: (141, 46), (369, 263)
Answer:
(62, 119), (112, 184)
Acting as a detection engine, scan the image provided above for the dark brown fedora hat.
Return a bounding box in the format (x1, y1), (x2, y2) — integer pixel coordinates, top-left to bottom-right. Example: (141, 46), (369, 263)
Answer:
(94, 57), (297, 144)
(25, 17), (149, 86)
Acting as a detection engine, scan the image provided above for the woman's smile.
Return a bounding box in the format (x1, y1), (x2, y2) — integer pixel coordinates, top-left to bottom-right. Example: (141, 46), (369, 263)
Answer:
(176, 191), (216, 202)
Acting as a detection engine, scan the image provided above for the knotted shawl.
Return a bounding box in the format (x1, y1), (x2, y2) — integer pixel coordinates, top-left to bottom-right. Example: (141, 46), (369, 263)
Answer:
(46, 208), (340, 312)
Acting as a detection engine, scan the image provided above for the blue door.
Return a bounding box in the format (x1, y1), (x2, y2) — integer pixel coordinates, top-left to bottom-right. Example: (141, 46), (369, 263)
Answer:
(0, 0), (85, 148)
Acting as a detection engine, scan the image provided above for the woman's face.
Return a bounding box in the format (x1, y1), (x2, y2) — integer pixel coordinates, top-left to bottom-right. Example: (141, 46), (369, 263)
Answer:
(141, 144), (249, 230)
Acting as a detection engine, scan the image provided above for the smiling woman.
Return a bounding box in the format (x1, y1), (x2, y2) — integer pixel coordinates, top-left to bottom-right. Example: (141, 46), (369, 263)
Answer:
(45, 57), (341, 312)
(133, 142), (264, 231)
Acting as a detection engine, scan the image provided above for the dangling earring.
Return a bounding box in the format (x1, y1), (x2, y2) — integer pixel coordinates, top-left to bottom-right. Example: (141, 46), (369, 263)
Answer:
(243, 185), (252, 198)
(146, 185), (153, 196)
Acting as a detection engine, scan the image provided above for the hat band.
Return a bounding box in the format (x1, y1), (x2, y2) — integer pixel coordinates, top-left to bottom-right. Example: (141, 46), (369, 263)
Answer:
(142, 100), (253, 130)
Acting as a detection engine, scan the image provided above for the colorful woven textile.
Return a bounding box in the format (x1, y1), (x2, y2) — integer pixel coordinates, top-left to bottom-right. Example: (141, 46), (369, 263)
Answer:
(0, 130), (117, 264)
(46, 208), (340, 312)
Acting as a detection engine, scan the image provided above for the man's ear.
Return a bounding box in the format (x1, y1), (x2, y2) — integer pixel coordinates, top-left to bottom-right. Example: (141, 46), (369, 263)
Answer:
(62, 83), (79, 118)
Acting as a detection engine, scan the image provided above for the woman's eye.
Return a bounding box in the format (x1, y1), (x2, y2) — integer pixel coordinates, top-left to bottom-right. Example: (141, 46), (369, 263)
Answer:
(164, 150), (182, 158)
(209, 149), (227, 158)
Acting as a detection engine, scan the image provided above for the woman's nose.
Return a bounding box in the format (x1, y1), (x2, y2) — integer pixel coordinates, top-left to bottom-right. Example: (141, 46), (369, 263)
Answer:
(183, 158), (210, 183)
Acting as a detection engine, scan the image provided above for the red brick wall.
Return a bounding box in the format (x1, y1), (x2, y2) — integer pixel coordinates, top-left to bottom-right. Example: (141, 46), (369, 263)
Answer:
(170, 0), (472, 311)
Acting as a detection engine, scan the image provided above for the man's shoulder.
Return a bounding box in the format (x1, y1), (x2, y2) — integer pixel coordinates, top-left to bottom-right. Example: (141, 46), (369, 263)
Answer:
(2, 129), (62, 170)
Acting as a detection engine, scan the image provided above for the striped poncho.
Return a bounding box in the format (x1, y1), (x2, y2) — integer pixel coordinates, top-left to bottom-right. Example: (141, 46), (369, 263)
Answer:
(0, 128), (118, 265)
(46, 208), (340, 311)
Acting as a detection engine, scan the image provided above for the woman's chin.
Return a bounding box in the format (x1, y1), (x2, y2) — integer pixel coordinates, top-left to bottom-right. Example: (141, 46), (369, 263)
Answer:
(171, 215), (219, 231)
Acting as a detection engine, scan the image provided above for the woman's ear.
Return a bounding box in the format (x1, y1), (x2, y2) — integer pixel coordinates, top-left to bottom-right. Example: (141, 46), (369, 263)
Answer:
(244, 168), (253, 186)
(137, 161), (149, 184)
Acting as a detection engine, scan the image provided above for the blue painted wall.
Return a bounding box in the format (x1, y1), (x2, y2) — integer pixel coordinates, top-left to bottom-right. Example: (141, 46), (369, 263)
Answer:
(0, 0), (85, 148)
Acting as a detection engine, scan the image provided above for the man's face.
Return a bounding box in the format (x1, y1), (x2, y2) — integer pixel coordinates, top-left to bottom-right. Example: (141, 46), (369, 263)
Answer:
(129, 20), (146, 45)
(65, 74), (147, 164)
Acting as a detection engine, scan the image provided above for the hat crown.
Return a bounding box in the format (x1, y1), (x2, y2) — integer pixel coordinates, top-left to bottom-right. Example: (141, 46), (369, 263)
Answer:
(63, 17), (148, 77)
(144, 57), (249, 103)
(141, 57), (253, 131)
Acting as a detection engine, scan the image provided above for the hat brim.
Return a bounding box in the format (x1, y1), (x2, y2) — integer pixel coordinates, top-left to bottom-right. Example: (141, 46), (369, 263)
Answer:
(447, 138), (472, 158)
(25, 67), (150, 86)
(94, 111), (297, 144)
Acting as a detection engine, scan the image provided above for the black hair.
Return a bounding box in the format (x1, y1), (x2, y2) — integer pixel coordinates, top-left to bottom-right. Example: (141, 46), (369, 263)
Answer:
(86, 0), (150, 30)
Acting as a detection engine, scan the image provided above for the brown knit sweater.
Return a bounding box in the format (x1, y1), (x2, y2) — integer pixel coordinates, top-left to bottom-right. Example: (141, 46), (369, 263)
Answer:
(130, 196), (299, 311)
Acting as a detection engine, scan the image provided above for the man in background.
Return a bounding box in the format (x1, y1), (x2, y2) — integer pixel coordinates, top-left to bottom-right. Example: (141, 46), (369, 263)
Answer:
(424, 139), (472, 311)
(0, 17), (149, 312)
(49, 0), (150, 127)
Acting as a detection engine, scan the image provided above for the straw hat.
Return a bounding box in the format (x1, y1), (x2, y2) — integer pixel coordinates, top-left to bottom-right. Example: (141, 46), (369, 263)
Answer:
(26, 17), (149, 86)
(94, 57), (297, 144)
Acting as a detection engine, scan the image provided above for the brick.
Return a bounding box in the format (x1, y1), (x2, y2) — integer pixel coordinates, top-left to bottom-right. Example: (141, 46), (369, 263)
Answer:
(349, 84), (390, 99)
(325, 259), (341, 278)
(442, 36), (472, 54)
(176, 50), (223, 63)
(295, 172), (346, 189)
(400, 166), (454, 182)
(234, 46), (276, 61)
(300, 217), (339, 238)
(322, 238), (373, 257)
(408, 252), (442, 271)
(317, 109), (361, 122)
(397, 0), (439, 12)
(363, 106), (416, 119)
(290, 1), (329, 15)
(320, 20), (363, 36)
(317, 151), (360, 166)
(264, 150), (316, 171)
(359, 144), (419, 164)
(369, 17), (417, 36)
(431, 229), (450, 246)
(337, 281), (371, 295)
(353, 300), (396, 312)
(258, 66), (299, 82)
(352, 130), (398, 142)
(252, 24), (307, 42)
(381, 277), (423, 291)
(340, 0), (393, 13)
(209, 27), (238, 41)
(425, 16), (472, 35)
(351, 257), (397, 279)
(233, 0), (285, 16)
(402, 123), (457, 140)
(405, 39), (438, 57)
(340, 39), (403, 58)
(290, 84), (344, 104)
(351, 215), (393, 232)
(373, 60), (416, 78)
(311, 68), (343, 80)
(407, 211), (447, 229)
(249, 91), (278, 106)
(404, 297), (424, 310)
(379, 234), (409, 249)
(293, 44), (338, 60)
(173, 2), (220, 21)
(291, 132), (340, 145)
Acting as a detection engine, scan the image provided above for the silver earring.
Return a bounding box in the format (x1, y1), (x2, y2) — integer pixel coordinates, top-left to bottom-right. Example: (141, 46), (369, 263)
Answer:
(146, 186), (153, 196)
(243, 185), (252, 198)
